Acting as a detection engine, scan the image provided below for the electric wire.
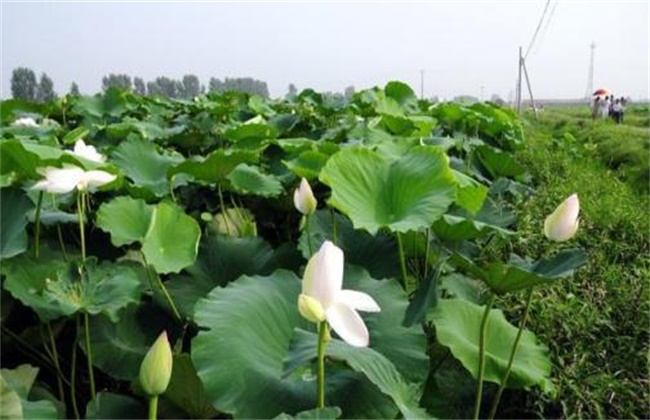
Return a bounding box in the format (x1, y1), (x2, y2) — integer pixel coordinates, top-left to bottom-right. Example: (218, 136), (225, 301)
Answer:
(524, 0), (551, 59)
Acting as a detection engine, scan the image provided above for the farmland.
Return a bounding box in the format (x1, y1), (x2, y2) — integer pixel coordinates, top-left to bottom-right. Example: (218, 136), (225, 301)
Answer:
(0, 84), (647, 419)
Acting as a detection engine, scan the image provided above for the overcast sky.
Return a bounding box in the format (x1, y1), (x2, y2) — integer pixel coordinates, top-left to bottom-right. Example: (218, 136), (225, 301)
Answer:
(1, 1), (648, 100)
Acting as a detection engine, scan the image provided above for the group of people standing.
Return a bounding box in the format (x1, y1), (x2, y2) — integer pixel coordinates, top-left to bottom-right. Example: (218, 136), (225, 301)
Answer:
(592, 95), (626, 123)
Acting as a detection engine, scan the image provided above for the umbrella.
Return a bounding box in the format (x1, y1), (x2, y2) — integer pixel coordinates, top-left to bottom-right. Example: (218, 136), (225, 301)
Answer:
(592, 88), (610, 96)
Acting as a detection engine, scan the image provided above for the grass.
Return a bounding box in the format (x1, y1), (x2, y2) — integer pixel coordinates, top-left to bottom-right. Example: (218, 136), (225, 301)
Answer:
(492, 112), (650, 419)
(531, 104), (650, 192)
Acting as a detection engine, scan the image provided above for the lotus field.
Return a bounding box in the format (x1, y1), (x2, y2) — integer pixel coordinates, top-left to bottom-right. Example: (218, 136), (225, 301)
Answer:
(0, 82), (588, 419)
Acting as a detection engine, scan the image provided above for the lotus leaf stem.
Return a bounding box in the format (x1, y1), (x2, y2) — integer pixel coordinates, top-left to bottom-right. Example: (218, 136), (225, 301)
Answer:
(473, 294), (496, 420)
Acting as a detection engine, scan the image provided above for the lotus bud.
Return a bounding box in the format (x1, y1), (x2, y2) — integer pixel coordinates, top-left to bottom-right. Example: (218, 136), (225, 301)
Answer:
(293, 178), (317, 215)
(139, 331), (173, 396)
(544, 193), (580, 242)
(298, 293), (326, 323)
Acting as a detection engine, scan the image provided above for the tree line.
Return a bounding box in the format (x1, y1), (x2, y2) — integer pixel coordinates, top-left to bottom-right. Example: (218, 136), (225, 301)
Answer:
(9, 67), (271, 101)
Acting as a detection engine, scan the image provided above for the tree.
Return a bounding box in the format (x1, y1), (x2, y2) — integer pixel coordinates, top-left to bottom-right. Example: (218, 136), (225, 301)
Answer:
(181, 74), (201, 99)
(134, 77), (146, 96)
(11, 67), (37, 100)
(36, 73), (57, 102)
(147, 77), (182, 98)
(102, 73), (132, 91)
(287, 83), (298, 99)
(490, 94), (505, 106)
(208, 77), (269, 98)
(344, 86), (356, 100)
(70, 82), (80, 96)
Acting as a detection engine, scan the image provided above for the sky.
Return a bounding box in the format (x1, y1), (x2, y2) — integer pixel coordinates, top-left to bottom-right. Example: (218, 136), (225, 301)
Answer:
(1, 1), (649, 100)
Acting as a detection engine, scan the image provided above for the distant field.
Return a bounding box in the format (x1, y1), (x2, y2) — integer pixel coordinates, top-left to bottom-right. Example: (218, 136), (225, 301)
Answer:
(525, 104), (650, 192)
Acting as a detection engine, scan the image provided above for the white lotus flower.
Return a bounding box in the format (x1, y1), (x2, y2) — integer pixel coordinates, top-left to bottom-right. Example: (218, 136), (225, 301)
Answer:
(299, 241), (380, 347)
(69, 139), (106, 163)
(32, 165), (116, 194)
(12, 117), (39, 127)
(544, 193), (580, 242)
(293, 178), (317, 215)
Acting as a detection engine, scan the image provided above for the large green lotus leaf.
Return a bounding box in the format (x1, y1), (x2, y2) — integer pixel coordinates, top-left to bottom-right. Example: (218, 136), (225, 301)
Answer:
(275, 407), (342, 419)
(165, 234), (277, 319)
(83, 304), (176, 381)
(41, 259), (143, 322)
(168, 149), (258, 183)
(141, 202), (201, 274)
(0, 188), (34, 259)
(319, 146), (456, 235)
(2, 254), (73, 321)
(0, 139), (63, 179)
(224, 121), (278, 149)
(0, 365), (59, 420)
(451, 248), (587, 295)
(226, 163), (284, 198)
(433, 200), (516, 242)
(164, 354), (219, 419)
(287, 329), (428, 419)
(474, 145), (527, 180)
(452, 170), (488, 214)
(428, 298), (553, 393)
(85, 392), (147, 419)
(298, 210), (400, 280)
(111, 137), (183, 197)
(284, 150), (331, 180)
(192, 270), (314, 418)
(72, 88), (133, 120)
(96, 196), (153, 247)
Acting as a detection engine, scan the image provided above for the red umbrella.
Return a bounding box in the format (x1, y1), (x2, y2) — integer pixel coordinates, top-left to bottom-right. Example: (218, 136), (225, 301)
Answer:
(592, 88), (610, 96)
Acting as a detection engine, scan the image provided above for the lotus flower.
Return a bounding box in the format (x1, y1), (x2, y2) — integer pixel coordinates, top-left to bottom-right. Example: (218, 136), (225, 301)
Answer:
(544, 193), (580, 242)
(32, 165), (116, 194)
(69, 139), (106, 163)
(299, 241), (380, 347)
(139, 331), (173, 396)
(293, 178), (317, 215)
(12, 117), (39, 127)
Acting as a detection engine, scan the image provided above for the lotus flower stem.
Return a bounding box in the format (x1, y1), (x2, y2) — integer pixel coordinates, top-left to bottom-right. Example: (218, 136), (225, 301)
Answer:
(83, 312), (96, 398)
(70, 317), (81, 420)
(56, 224), (69, 261)
(46, 323), (66, 404)
(140, 252), (182, 321)
(34, 191), (44, 258)
(329, 208), (338, 245)
(305, 214), (314, 256)
(316, 321), (329, 409)
(148, 395), (159, 420)
(76, 192), (86, 264)
(473, 294), (495, 420)
(488, 287), (534, 420)
(396, 233), (408, 289)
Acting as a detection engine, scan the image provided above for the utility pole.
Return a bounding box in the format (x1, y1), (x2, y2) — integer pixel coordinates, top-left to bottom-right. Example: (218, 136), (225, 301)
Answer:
(516, 46), (538, 119)
(420, 69), (424, 100)
(516, 46), (523, 113)
(585, 42), (596, 98)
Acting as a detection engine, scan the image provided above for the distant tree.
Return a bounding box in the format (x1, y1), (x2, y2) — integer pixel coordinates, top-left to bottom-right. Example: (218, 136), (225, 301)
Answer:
(147, 76), (182, 98)
(287, 83), (298, 99)
(209, 77), (269, 98)
(181, 74), (201, 99)
(36, 73), (57, 102)
(70, 82), (80, 96)
(453, 95), (479, 104)
(490, 94), (505, 106)
(11, 67), (38, 100)
(102, 73), (132, 91)
(344, 85), (356, 100)
(133, 77), (146, 96)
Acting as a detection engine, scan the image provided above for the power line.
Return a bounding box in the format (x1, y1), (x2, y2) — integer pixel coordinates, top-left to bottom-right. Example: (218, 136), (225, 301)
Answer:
(530, 0), (558, 57)
(524, 0), (551, 59)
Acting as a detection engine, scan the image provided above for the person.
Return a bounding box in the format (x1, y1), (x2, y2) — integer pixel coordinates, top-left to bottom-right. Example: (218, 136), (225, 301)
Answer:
(618, 97), (626, 123)
(612, 99), (623, 123)
(592, 96), (601, 120)
(602, 95), (611, 119)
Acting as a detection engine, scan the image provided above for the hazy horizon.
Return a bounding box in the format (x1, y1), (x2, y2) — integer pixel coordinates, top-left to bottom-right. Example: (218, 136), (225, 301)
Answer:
(1, 1), (648, 101)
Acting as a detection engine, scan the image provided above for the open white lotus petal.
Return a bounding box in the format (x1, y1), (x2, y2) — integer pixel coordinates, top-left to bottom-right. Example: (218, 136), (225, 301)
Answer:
(84, 170), (116, 189)
(31, 166), (84, 194)
(305, 241), (343, 308)
(72, 140), (105, 163)
(339, 290), (381, 313)
(326, 301), (369, 347)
